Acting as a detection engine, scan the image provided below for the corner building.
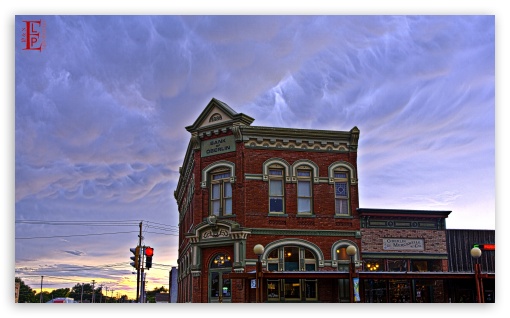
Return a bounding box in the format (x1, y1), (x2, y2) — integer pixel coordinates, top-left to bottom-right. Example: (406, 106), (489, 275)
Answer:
(174, 98), (362, 303)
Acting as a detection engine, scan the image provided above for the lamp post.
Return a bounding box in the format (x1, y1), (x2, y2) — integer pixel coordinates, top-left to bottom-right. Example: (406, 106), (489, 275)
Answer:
(346, 245), (357, 303)
(470, 247), (483, 303)
(253, 244), (265, 303)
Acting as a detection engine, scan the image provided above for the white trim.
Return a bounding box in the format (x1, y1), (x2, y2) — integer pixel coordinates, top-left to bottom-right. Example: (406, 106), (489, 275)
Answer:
(262, 158), (291, 182)
(292, 159), (319, 183)
(328, 161), (357, 184)
(201, 160), (236, 188)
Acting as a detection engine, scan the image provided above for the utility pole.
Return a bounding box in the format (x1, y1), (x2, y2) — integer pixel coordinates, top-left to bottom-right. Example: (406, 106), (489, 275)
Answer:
(105, 286), (109, 303)
(40, 276), (43, 303)
(99, 284), (103, 303)
(81, 283), (84, 303)
(136, 221), (143, 302)
(91, 280), (96, 303)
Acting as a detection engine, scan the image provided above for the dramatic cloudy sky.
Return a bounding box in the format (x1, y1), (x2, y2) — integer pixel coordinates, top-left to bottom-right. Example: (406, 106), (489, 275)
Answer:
(9, 2), (503, 304)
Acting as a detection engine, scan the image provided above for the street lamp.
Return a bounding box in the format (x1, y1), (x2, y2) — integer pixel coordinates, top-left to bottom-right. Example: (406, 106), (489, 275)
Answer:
(346, 245), (357, 303)
(253, 244), (265, 303)
(470, 247), (483, 303)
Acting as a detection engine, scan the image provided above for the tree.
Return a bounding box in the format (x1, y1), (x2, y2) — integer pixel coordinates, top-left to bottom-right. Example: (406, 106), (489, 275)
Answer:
(35, 291), (52, 303)
(69, 283), (96, 303)
(15, 277), (36, 303)
(145, 286), (169, 303)
(52, 288), (71, 298)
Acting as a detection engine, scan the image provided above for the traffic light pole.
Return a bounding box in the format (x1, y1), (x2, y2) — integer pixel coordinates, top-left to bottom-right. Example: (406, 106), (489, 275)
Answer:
(136, 221), (142, 303)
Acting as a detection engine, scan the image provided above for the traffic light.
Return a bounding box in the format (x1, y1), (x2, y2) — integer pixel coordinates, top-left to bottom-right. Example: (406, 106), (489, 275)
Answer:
(145, 247), (154, 269)
(474, 243), (495, 251)
(130, 246), (140, 269)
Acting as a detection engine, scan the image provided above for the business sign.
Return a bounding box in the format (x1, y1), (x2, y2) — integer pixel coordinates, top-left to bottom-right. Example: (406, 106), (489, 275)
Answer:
(383, 238), (424, 251)
(201, 135), (236, 157)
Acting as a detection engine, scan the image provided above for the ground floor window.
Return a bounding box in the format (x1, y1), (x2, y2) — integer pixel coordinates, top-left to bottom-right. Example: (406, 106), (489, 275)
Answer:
(338, 278), (350, 302)
(267, 278), (317, 302)
(363, 279), (445, 303)
(265, 245), (318, 302)
(364, 279), (387, 303)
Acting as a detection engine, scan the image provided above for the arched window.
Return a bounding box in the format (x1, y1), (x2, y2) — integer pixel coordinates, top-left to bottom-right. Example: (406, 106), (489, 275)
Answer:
(265, 245), (318, 301)
(296, 166), (312, 214)
(334, 168), (349, 215)
(328, 161), (357, 216)
(269, 164), (285, 213)
(210, 168), (232, 216)
(332, 240), (359, 302)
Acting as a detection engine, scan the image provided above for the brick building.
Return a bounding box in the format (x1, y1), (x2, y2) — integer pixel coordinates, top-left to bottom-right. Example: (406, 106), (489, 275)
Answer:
(358, 208), (451, 302)
(173, 98), (495, 303)
(174, 98), (361, 302)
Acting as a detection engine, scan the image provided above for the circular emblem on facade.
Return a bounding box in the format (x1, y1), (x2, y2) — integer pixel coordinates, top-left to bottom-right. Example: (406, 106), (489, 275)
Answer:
(387, 221), (394, 227)
(209, 113), (222, 122)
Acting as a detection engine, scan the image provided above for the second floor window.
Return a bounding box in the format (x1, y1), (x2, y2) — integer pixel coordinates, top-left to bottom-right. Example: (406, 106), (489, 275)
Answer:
(297, 168), (312, 214)
(334, 170), (349, 215)
(269, 167), (284, 213)
(211, 171), (232, 216)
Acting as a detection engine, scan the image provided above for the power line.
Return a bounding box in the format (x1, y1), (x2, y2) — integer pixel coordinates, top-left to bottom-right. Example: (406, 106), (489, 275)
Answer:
(15, 230), (139, 240)
(15, 219), (179, 240)
(16, 219), (178, 228)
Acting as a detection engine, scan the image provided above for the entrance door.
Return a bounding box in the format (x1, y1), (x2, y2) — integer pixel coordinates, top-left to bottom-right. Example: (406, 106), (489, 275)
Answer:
(209, 253), (232, 303)
(209, 271), (232, 303)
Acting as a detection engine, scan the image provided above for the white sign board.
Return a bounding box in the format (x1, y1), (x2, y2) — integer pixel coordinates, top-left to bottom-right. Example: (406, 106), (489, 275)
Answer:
(382, 238), (424, 251)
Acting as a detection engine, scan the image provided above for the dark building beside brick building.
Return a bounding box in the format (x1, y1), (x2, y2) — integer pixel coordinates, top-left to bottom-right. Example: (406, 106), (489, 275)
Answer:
(174, 98), (495, 303)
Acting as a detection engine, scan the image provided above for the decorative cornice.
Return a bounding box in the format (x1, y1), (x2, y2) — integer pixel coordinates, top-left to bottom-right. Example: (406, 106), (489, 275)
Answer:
(240, 125), (358, 153)
(250, 228), (359, 237)
(362, 218), (441, 230)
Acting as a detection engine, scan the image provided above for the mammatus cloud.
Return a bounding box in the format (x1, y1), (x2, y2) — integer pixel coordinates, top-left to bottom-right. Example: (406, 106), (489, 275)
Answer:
(15, 15), (494, 295)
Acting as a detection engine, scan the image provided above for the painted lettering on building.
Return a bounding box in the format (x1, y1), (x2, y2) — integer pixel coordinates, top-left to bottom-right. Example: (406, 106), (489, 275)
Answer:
(382, 238), (424, 251)
(201, 135), (236, 157)
(209, 113), (223, 122)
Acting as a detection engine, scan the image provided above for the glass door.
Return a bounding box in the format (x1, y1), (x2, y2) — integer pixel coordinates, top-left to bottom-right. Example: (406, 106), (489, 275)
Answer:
(209, 271), (231, 303)
(209, 253), (232, 303)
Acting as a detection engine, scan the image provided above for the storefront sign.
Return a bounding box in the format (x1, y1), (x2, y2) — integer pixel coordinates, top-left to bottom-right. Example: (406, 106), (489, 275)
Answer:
(383, 238), (424, 251)
(201, 135), (236, 157)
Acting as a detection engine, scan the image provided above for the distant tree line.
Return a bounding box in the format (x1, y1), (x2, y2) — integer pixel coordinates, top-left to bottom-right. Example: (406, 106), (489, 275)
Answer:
(15, 277), (168, 303)
(15, 277), (129, 303)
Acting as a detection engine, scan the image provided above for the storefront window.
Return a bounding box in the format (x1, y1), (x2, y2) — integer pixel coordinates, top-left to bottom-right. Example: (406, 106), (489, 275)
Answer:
(389, 280), (411, 303)
(265, 245), (318, 301)
(267, 280), (280, 300)
(364, 279), (387, 303)
(388, 259), (407, 272)
(364, 259), (383, 271)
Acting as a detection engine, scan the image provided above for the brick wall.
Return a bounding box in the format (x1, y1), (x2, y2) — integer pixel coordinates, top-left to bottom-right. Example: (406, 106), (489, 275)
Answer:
(361, 228), (448, 254)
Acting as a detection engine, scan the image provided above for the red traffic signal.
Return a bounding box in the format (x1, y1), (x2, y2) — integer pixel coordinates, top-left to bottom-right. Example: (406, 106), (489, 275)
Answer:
(473, 243), (495, 251)
(479, 244), (495, 251)
(145, 247), (154, 257)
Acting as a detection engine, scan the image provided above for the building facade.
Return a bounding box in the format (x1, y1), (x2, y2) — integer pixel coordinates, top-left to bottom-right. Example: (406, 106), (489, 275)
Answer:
(174, 98), (362, 302)
(358, 208), (450, 303)
(173, 98), (495, 303)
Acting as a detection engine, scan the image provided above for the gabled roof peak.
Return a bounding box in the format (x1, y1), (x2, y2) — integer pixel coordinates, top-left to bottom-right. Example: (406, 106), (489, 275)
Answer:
(185, 98), (254, 133)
